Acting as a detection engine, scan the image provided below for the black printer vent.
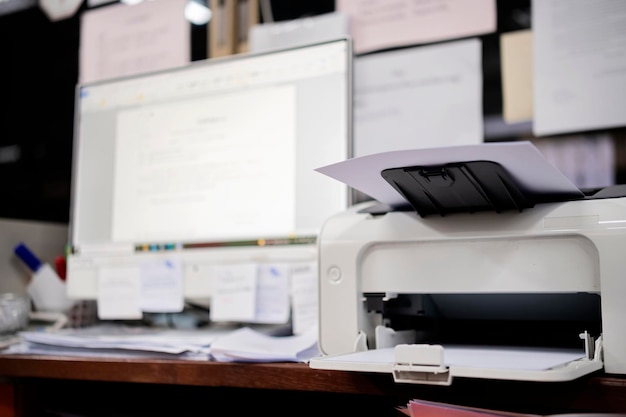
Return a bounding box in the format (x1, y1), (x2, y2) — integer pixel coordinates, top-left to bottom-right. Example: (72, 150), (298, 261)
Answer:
(381, 161), (535, 217)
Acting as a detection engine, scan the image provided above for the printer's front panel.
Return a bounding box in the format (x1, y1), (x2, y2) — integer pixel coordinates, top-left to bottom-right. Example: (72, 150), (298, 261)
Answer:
(360, 235), (599, 294)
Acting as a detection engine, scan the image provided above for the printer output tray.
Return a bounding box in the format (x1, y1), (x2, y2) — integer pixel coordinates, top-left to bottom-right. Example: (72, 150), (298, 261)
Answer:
(309, 344), (603, 386)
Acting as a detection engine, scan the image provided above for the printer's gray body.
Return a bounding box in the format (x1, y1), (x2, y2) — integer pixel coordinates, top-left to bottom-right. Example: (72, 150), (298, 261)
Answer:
(310, 195), (626, 384)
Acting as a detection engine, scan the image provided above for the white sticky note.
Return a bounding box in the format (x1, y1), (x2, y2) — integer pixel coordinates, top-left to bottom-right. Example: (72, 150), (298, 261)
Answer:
(209, 263), (258, 322)
(253, 264), (290, 324)
(290, 262), (318, 335)
(140, 258), (184, 313)
(97, 266), (142, 320)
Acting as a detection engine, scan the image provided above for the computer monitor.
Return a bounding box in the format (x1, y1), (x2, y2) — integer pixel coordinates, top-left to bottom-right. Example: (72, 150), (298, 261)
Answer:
(66, 38), (353, 318)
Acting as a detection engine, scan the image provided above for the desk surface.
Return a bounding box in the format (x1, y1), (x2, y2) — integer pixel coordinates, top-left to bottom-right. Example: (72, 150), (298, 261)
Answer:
(1, 353), (626, 414)
(0, 353), (384, 393)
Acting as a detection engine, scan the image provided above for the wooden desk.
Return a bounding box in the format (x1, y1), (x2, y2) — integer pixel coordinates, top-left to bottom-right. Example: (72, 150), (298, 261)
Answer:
(0, 354), (625, 416)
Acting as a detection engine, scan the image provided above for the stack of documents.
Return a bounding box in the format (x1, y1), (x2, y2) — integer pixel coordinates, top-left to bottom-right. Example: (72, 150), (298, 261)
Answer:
(8, 324), (234, 360)
(209, 326), (320, 363)
(3, 324), (321, 363)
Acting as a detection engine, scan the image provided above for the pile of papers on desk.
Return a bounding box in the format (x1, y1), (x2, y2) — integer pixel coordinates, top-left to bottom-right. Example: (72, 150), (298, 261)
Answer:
(209, 326), (319, 362)
(3, 324), (320, 363)
(9, 325), (222, 360)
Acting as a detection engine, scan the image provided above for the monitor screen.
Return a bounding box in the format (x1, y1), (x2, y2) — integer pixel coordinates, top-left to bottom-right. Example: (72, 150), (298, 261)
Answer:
(67, 38), (352, 305)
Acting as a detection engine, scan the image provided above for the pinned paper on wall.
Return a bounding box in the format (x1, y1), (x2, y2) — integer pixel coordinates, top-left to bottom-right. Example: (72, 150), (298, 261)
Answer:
(79, 0), (190, 83)
(353, 38), (483, 158)
(249, 11), (349, 53)
(533, 0), (626, 136)
(337, 0), (496, 54)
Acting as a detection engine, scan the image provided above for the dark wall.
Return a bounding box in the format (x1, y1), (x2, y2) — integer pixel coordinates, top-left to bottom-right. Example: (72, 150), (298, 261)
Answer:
(0, 6), (80, 223)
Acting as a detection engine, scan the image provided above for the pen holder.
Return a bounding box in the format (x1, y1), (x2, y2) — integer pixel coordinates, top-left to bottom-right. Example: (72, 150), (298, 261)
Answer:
(27, 263), (74, 313)
(26, 265), (98, 328)
(27, 266), (98, 328)
(14, 243), (98, 329)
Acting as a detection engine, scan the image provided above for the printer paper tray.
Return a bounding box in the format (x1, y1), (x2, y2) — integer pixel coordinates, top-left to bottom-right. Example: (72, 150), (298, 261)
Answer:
(309, 344), (603, 385)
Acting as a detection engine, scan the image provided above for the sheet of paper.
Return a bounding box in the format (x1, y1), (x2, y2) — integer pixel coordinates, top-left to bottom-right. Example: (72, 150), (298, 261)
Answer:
(15, 324), (238, 359)
(533, 0), (626, 136)
(97, 266), (143, 320)
(289, 262), (318, 335)
(79, 0), (190, 83)
(249, 11), (349, 53)
(500, 30), (533, 123)
(5, 342), (210, 360)
(319, 345), (585, 372)
(19, 328), (209, 354)
(337, 0), (495, 54)
(209, 326), (320, 362)
(209, 263), (257, 322)
(316, 141), (583, 208)
(253, 264), (290, 324)
(353, 39), (483, 158)
(139, 258), (184, 313)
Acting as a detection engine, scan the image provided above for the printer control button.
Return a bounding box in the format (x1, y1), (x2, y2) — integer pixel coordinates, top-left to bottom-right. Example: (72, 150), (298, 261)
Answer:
(328, 266), (342, 283)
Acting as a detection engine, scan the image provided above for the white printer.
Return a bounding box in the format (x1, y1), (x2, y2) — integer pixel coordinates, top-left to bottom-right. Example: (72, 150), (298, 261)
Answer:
(309, 144), (626, 386)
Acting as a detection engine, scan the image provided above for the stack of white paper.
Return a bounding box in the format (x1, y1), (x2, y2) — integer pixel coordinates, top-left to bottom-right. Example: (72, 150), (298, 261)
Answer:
(209, 326), (320, 363)
(5, 324), (321, 363)
(12, 325), (236, 360)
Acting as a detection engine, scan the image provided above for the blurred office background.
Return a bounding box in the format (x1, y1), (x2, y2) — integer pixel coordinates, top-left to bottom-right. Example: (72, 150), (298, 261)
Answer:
(1, 0), (625, 226)
(0, 0), (332, 224)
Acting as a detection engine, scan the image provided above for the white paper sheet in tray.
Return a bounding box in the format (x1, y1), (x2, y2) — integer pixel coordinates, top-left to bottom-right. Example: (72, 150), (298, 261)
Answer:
(309, 344), (603, 385)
